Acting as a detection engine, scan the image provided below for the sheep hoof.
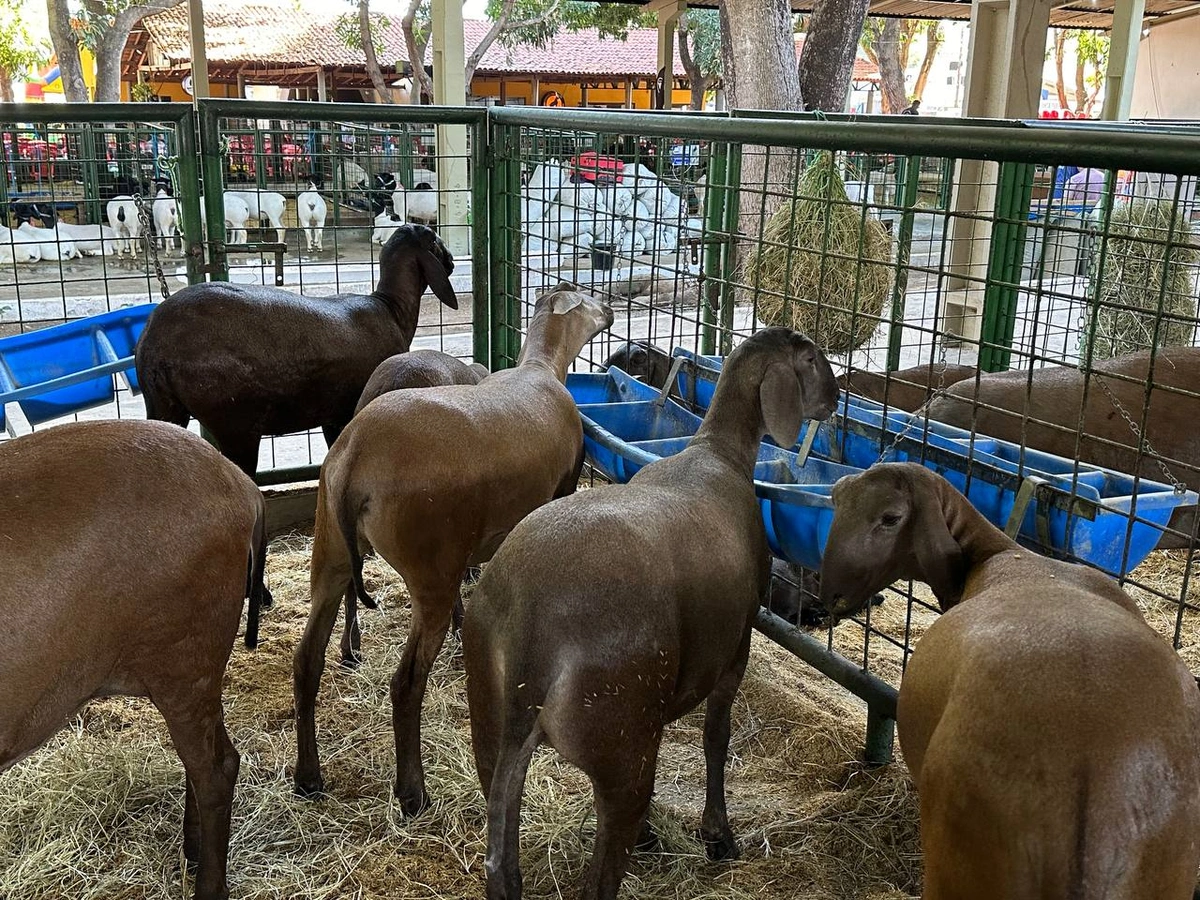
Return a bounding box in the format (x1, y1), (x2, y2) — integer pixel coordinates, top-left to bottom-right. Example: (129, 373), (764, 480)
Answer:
(293, 773), (326, 799)
(635, 819), (660, 853)
(697, 827), (739, 862)
(260, 586), (275, 610)
(394, 783), (430, 818)
(339, 649), (363, 670)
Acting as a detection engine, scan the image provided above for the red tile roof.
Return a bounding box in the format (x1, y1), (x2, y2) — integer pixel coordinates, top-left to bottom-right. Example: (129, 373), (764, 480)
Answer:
(139, 2), (879, 83)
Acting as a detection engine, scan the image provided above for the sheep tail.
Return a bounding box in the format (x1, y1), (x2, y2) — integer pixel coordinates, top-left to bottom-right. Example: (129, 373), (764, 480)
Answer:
(337, 487), (377, 610)
(244, 495), (267, 649)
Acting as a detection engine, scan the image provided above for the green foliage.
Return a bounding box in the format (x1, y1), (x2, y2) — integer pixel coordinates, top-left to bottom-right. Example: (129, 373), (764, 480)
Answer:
(333, 7), (391, 56)
(484, 0), (652, 49)
(0, 0), (48, 78)
(680, 9), (721, 79)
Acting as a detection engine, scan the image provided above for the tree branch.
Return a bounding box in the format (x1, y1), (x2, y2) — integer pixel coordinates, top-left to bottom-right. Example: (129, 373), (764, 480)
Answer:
(465, 0), (515, 83)
(401, 0), (433, 102)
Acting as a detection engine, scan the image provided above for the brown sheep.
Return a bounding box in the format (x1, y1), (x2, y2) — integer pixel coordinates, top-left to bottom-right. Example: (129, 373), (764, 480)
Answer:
(0, 420), (265, 900)
(820, 463), (1200, 900)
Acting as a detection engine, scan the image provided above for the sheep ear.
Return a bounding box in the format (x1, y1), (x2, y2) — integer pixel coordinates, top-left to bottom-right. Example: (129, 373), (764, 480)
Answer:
(760, 361), (804, 448)
(420, 250), (458, 310)
(551, 292), (582, 314)
(911, 480), (966, 610)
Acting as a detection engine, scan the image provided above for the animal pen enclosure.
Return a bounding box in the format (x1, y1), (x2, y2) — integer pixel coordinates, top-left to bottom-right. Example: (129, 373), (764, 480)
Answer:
(3, 99), (1200, 899)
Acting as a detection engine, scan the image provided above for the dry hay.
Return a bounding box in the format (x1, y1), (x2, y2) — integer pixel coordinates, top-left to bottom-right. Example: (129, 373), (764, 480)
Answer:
(1082, 199), (1200, 361)
(744, 152), (893, 355)
(0, 532), (920, 900)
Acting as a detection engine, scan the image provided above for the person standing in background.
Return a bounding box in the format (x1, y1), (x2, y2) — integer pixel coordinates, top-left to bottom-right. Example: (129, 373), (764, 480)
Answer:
(901, 100), (920, 116)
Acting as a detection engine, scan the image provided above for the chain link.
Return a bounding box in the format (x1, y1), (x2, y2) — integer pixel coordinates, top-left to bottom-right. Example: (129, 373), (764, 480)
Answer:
(1074, 302), (1185, 494)
(873, 338), (951, 463)
(133, 193), (170, 300)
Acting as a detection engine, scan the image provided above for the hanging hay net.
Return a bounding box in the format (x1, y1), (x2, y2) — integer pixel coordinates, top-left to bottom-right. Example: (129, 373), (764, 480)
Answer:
(744, 151), (894, 355)
(1081, 198), (1200, 361)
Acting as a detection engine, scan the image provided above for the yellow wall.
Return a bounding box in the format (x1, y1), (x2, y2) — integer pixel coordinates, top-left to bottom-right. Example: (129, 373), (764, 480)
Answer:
(123, 72), (693, 108)
(471, 76), (693, 108)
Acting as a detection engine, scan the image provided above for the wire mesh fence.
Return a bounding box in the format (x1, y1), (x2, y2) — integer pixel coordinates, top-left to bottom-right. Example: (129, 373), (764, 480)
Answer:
(489, 106), (1200, 760)
(4, 100), (1200, 761)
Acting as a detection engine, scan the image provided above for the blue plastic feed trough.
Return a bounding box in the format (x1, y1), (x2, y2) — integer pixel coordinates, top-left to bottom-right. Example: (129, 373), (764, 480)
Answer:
(569, 349), (1198, 578)
(0, 303), (157, 432)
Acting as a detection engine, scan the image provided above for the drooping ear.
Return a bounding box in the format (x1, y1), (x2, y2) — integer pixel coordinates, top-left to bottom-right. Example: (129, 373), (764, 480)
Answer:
(551, 291), (583, 314)
(419, 249), (459, 309)
(760, 361), (804, 448)
(910, 479), (967, 610)
(553, 280), (580, 293)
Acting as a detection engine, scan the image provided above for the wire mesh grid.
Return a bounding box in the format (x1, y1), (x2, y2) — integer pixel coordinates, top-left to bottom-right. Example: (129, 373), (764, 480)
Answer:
(0, 108), (193, 441)
(490, 111), (1200, 739)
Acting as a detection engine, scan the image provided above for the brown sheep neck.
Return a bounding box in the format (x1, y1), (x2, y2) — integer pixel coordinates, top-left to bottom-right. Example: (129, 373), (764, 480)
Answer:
(515, 310), (574, 381)
(691, 350), (778, 478)
(371, 257), (425, 341)
(934, 475), (1022, 576)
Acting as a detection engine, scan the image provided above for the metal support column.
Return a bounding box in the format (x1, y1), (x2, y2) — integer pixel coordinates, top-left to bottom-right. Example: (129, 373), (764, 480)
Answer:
(1102, 0), (1147, 121)
(432, 0), (471, 257)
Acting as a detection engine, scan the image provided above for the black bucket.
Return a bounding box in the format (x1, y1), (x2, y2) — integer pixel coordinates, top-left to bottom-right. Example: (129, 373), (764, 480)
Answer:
(591, 242), (615, 270)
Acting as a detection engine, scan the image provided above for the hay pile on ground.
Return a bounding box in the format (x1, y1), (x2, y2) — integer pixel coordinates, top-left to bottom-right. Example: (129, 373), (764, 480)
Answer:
(0, 533), (920, 900)
(1082, 199), (1200, 360)
(6, 519), (1200, 899)
(744, 152), (893, 355)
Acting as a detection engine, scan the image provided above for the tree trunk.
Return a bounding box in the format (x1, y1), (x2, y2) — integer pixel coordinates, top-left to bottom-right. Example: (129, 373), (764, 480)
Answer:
(1074, 46), (1087, 114)
(910, 22), (942, 102)
(0, 69), (13, 104)
(360, 0), (394, 103)
(1053, 31), (1069, 109)
(46, 0), (90, 102)
(875, 19), (906, 113)
(719, 0), (801, 112)
(93, 31), (125, 101)
(799, 0), (871, 111)
(466, 0), (514, 85)
(677, 17), (707, 111)
(718, 0), (801, 256)
(401, 0), (433, 103)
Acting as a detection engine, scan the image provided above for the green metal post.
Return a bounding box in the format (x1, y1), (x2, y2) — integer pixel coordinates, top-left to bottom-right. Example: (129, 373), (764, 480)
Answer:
(938, 156), (955, 211)
(864, 707), (896, 766)
(979, 161), (1035, 372)
(470, 118), (491, 367)
(886, 156), (923, 371)
(488, 123), (522, 371)
(175, 108), (205, 285)
(700, 143), (728, 356)
(80, 125), (102, 226)
(254, 128), (267, 190)
(197, 101), (231, 282)
(717, 144), (742, 354)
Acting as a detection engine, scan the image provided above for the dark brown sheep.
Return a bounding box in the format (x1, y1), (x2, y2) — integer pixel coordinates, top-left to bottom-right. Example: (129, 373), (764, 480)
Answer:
(0, 420), (265, 900)
(135, 223), (459, 478)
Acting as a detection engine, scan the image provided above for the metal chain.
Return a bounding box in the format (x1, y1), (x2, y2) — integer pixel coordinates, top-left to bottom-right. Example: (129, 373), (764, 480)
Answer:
(1074, 302), (1184, 493)
(133, 193), (170, 300)
(873, 338), (951, 464)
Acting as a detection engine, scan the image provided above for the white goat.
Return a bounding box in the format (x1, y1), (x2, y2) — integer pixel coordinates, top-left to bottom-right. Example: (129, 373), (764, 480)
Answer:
(199, 194), (251, 246)
(296, 182), (327, 252)
(106, 195), (141, 256)
(371, 211), (403, 245)
(0, 226), (40, 263)
(152, 188), (180, 256)
(15, 222), (81, 260)
(392, 186), (438, 226)
(55, 222), (120, 257)
(228, 190), (287, 243)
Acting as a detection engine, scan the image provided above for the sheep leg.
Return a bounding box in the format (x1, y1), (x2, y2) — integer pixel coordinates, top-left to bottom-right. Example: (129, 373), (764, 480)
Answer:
(696, 628), (750, 862)
(293, 523), (348, 797)
(390, 587), (455, 816)
(183, 779), (200, 864)
(580, 754), (659, 900)
(157, 695), (239, 900)
(481, 719), (543, 900)
(339, 584), (362, 667)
